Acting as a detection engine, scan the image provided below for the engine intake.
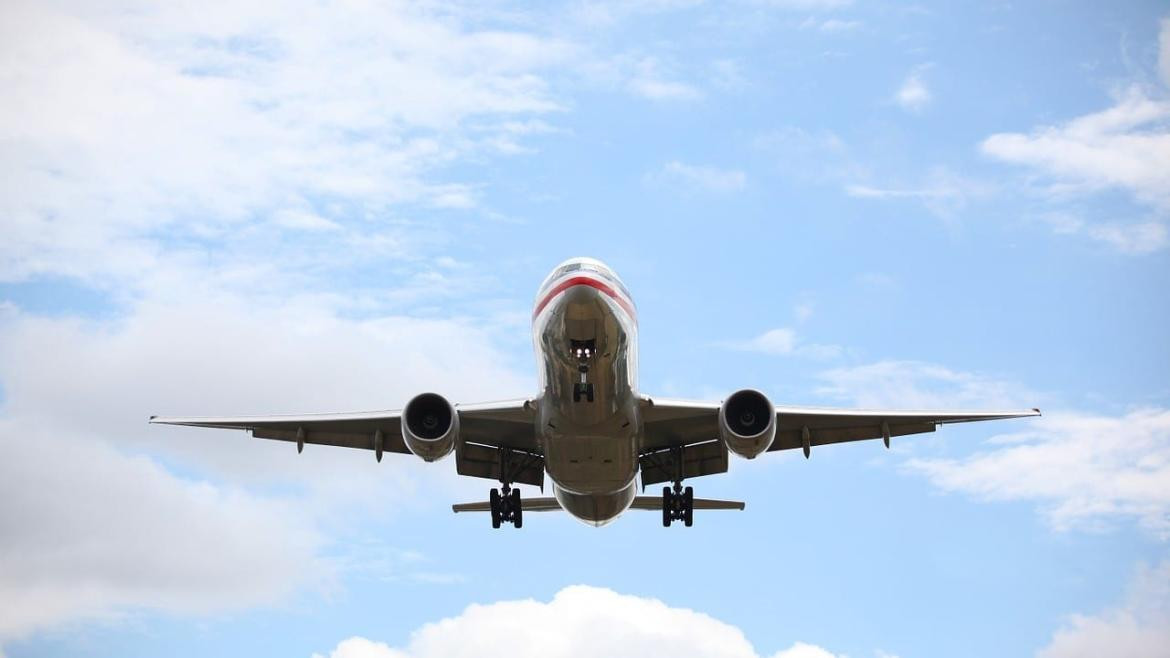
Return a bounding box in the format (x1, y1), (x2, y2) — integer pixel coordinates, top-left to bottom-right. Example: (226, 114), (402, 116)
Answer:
(401, 392), (459, 461)
(719, 389), (776, 459)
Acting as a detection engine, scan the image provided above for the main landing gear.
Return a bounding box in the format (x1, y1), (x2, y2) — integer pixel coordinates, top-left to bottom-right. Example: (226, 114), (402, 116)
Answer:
(490, 484), (523, 529)
(662, 481), (694, 527)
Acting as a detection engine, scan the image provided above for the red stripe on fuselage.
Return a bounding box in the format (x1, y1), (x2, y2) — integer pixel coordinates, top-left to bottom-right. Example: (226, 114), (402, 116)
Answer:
(533, 275), (636, 321)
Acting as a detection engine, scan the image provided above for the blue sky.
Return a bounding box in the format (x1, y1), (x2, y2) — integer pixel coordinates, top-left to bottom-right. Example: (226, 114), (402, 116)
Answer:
(1, 1), (1169, 657)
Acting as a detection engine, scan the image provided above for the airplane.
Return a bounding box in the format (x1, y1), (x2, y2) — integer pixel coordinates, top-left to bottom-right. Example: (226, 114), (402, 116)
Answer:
(151, 256), (1040, 528)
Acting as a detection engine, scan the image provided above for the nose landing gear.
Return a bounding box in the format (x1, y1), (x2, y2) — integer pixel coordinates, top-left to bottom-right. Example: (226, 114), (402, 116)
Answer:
(662, 481), (694, 527)
(570, 339), (596, 403)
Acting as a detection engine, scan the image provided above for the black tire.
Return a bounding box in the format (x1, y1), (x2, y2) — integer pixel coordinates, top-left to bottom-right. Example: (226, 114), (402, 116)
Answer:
(490, 489), (501, 529)
(511, 489), (523, 528)
(662, 486), (672, 527)
(683, 486), (694, 527)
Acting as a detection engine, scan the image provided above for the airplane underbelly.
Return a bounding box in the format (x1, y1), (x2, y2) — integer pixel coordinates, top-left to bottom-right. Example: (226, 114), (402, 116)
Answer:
(544, 430), (638, 495)
(553, 481), (636, 526)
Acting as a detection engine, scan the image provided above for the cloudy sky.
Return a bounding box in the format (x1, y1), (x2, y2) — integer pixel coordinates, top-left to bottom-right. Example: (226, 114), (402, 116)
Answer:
(2, 1), (1169, 656)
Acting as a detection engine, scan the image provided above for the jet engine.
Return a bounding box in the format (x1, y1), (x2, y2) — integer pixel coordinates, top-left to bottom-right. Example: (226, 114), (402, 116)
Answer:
(401, 392), (459, 461)
(718, 389), (776, 459)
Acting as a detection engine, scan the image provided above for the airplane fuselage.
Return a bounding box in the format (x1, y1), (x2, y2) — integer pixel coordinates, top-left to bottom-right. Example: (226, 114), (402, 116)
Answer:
(533, 259), (641, 525)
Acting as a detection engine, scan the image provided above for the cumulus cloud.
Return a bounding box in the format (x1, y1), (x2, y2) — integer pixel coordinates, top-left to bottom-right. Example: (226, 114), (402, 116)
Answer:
(723, 328), (842, 359)
(0, 424), (326, 639)
(1038, 561), (1170, 657)
(650, 161), (747, 192)
(894, 71), (931, 112)
(0, 292), (531, 641)
(314, 586), (856, 658)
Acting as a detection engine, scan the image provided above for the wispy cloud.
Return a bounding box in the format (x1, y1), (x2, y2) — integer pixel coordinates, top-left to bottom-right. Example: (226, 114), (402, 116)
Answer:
(981, 88), (1170, 208)
(1035, 213), (1169, 254)
(844, 168), (992, 220)
(907, 408), (1170, 537)
(818, 359), (1170, 537)
(800, 17), (861, 32)
(650, 161), (747, 192)
(894, 70), (932, 112)
(0, 1), (571, 286)
(977, 19), (1170, 251)
(627, 57), (703, 100)
(722, 327), (842, 359)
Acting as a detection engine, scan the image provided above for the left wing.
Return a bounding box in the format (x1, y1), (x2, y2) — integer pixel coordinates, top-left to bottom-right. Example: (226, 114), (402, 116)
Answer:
(639, 395), (1039, 484)
(150, 398), (538, 455)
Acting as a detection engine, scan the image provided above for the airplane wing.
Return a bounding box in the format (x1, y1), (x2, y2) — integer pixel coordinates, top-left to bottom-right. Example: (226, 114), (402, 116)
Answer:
(150, 398), (538, 456)
(638, 395), (1039, 485)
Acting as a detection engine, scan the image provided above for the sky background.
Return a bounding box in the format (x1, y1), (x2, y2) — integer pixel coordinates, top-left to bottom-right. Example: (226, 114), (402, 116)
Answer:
(1, 1), (1169, 657)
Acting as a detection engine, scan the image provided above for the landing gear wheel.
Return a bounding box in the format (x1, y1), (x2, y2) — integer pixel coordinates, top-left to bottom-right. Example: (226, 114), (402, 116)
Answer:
(489, 488), (501, 529)
(511, 488), (523, 528)
(683, 486), (694, 527)
(662, 485), (673, 527)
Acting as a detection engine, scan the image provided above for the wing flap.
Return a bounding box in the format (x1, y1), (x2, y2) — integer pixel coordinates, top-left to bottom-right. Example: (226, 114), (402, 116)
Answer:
(639, 439), (728, 487)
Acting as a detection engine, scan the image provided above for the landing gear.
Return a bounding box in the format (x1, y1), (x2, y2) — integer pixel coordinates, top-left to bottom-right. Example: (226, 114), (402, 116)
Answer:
(662, 482), (694, 527)
(571, 339), (595, 403)
(573, 381), (594, 402)
(489, 484), (523, 528)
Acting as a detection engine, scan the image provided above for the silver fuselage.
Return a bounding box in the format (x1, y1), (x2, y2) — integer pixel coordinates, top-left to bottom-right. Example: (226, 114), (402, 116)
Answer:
(533, 262), (640, 526)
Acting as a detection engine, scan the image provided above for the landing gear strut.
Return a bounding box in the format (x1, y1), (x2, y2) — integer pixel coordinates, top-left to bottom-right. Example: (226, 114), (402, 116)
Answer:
(662, 481), (693, 527)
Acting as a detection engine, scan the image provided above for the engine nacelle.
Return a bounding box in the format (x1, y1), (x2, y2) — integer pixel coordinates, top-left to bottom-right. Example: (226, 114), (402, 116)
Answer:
(719, 389), (776, 459)
(401, 392), (459, 462)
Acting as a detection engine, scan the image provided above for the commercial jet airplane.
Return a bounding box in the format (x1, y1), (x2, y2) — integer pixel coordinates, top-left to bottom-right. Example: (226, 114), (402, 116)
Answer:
(152, 257), (1039, 528)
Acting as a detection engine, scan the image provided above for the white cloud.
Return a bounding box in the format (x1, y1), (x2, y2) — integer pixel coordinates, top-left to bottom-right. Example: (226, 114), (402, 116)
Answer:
(894, 71), (931, 112)
(978, 19), (1170, 237)
(1035, 213), (1170, 254)
(908, 408), (1170, 536)
(981, 88), (1170, 209)
(315, 585), (856, 658)
(819, 360), (1170, 537)
(0, 425), (326, 640)
(800, 17), (860, 32)
(723, 328), (842, 359)
(0, 0), (571, 284)
(844, 168), (991, 220)
(1038, 561), (1170, 658)
(627, 57), (703, 101)
(816, 360), (1031, 410)
(0, 291), (531, 640)
(1161, 18), (1170, 88)
(652, 161), (747, 192)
